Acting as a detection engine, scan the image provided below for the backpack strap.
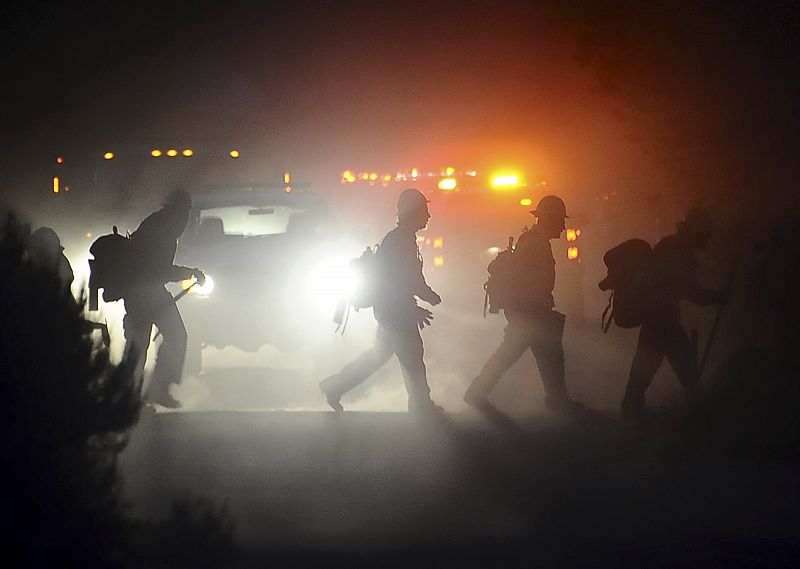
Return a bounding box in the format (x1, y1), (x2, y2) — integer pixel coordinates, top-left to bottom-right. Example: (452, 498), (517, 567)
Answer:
(483, 281), (489, 318)
(601, 291), (614, 334)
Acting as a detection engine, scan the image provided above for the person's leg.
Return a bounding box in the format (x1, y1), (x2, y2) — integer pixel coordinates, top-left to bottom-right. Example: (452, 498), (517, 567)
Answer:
(320, 324), (394, 409)
(388, 319), (436, 412)
(464, 318), (532, 406)
(122, 302), (153, 392)
(622, 322), (666, 416)
(529, 311), (572, 409)
(148, 290), (187, 406)
(661, 319), (702, 404)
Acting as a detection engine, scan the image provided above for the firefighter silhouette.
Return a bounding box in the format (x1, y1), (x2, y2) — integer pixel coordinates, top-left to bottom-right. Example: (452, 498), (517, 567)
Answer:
(122, 189), (205, 408)
(465, 195), (583, 412)
(320, 188), (444, 414)
(621, 207), (728, 421)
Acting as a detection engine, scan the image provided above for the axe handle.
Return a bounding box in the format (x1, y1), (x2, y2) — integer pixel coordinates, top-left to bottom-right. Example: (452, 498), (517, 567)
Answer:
(151, 281), (197, 342)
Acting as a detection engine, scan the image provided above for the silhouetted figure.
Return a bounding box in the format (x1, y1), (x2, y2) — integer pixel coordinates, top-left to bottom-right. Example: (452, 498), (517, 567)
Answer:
(621, 207), (728, 422)
(122, 189), (205, 408)
(465, 195), (582, 412)
(320, 188), (444, 414)
(27, 226), (74, 293)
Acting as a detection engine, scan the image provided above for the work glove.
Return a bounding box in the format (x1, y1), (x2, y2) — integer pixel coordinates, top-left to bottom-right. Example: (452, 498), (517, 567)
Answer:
(192, 268), (206, 286)
(417, 307), (434, 329)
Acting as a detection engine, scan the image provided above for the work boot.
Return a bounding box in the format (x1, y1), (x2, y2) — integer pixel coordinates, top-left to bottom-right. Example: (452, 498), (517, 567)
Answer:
(463, 379), (491, 411)
(146, 383), (181, 409)
(319, 375), (344, 412)
(408, 398), (445, 416)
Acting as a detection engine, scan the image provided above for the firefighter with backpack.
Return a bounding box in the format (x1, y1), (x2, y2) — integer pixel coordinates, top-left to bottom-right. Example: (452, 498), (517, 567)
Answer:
(617, 207), (729, 422)
(319, 188), (444, 415)
(119, 189), (205, 408)
(465, 195), (583, 413)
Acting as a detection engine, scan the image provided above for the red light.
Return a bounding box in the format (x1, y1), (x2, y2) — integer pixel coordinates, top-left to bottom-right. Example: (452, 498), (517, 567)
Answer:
(56, 156), (64, 164)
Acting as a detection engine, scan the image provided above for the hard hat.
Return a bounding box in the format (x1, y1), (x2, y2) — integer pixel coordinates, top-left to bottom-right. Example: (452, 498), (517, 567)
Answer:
(397, 188), (430, 216)
(531, 195), (569, 219)
(164, 188), (192, 210)
(679, 207), (713, 235)
(29, 226), (63, 252)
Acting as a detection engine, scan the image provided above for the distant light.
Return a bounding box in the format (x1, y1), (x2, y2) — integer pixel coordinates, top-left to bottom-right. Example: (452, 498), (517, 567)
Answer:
(166, 149), (178, 157)
(182, 149), (193, 157)
(284, 186), (292, 193)
(151, 149), (163, 157)
(369, 172), (378, 181)
(566, 228), (581, 242)
(445, 166), (455, 176)
(359, 172), (370, 180)
(491, 174), (519, 188)
(56, 156), (64, 164)
(411, 168), (419, 179)
(433, 237), (443, 249)
(284, 171), (291, 184)
(85, 232), (93, 239)
(486, 246), (501, 256)
(465, 170), (477, 177)
(438, 177), (457, 191)
(433, 255), (445, 267)
(53, 176), (60, 193)
(567, 246), (579, 260)
(103, 152), (114, 160)
(520, 198), (533, 207)
(341, 170), (356, 183)
(230, 150), (240, 158)
(383, 174), (392, 182)
(538, 180), (548, 187)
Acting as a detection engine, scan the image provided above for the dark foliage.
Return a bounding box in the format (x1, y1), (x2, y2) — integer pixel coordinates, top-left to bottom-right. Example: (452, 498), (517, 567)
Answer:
(0, 212), (142, 566)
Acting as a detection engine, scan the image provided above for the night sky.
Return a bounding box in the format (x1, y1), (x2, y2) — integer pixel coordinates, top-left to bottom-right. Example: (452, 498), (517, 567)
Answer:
(3, 0), (799, 224)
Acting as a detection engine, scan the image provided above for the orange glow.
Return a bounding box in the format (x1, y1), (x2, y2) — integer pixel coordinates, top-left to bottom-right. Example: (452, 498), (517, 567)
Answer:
(520, 198), (533, 207)
(230, 150), (240, 158)
(182, 149), (194, 157)
(566, 228), (581, 242)
(445, 166), (455, 176)
(433, 237), (443, 249)
(411, 168), (419, 179)
(433, 255), (445, 267)
(151, 149), (162, 157)
(103, 151), (114, 160)
(52, 176), (60, 193)
(167, 149), (178, 157)
(567, 246), (579, 260)
(438, 177), (457, 191)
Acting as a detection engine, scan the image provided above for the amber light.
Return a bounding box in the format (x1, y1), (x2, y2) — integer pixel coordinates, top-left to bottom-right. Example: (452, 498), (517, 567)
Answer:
(566, 228), (581, 242)
(567, 246), (579, 260)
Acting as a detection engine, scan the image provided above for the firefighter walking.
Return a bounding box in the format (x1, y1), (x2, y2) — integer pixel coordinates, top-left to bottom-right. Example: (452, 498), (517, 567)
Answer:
(621, 207), (728, 421)
(122, 189), (205, 408)
(465, 195), (582, 412)
(320, 188), (444, 414)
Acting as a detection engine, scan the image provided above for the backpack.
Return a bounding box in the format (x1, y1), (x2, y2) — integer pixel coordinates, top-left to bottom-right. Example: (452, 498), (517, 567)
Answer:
(88, 226), (132, 309)
(483, 236), (519, 316)
(598, 238), (652, 332)
(334, 245), (380, 333)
